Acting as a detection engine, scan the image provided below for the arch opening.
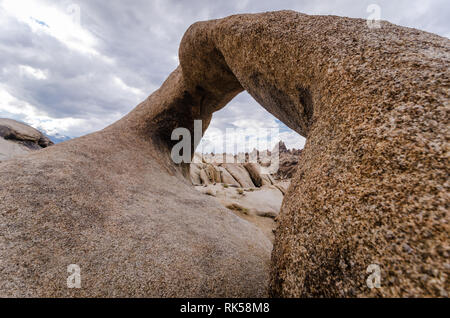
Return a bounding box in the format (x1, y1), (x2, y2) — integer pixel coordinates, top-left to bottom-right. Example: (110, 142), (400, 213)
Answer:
(189, 91), (306, 242)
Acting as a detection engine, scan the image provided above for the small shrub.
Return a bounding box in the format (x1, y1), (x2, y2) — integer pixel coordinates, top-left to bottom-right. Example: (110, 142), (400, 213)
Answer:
(222, 184), (229, 188)
(226, 204), (249, 215)
(236, 188), (244, 195)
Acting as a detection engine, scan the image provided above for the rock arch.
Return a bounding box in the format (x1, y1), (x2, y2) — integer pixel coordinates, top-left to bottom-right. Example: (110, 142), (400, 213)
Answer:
(0, 11), (448, 297)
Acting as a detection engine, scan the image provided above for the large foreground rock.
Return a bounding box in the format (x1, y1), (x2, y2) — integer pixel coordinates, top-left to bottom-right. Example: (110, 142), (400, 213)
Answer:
(0, 131), (271, 297)
(0, 11), (448, 297)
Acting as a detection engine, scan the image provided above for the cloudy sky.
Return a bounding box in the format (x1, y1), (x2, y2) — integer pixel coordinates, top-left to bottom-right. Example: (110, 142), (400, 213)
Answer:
(0, 0), (448, 150)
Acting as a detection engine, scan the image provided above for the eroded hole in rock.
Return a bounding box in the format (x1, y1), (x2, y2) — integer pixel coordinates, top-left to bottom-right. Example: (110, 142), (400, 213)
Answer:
(190, 93), (305, 242)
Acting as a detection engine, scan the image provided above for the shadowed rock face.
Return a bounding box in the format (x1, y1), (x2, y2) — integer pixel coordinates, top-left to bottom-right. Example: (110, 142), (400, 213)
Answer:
(0, 11), (448, 297)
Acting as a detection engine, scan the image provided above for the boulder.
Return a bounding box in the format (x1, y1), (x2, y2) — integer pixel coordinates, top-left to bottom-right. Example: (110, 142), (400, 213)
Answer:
(0, 138), (32, 162)
(216, 166), (240, 187)
(0, 118), (53, 162)
(191, 163), (233, 185)
(190, 163), (202, 185)
(276, 153), (300, 179)
(197, 184), (284, 242)
(244, 163), (263, 187)
(206, 164), (221, 183)
(222, 164), (255, 188)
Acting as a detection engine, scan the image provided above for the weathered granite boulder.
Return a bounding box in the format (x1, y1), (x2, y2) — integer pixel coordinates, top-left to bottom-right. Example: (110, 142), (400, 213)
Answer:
(244, 163), (264, 187)
(0, 118), (53, 162)
(217, 166), (241, 187)
(196, 184), (284, 242)
(222, 164), (255, 188)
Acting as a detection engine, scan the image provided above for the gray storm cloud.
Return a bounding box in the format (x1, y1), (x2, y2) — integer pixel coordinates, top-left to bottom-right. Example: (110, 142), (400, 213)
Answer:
(0, 0), (448, 147)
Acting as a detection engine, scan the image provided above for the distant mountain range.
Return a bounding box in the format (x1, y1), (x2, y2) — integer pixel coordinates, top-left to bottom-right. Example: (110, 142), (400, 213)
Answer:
(46, 134), (72, 144)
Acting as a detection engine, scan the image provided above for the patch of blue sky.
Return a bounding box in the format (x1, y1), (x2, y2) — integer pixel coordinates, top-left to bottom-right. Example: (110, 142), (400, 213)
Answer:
(30, 17), (49, 28)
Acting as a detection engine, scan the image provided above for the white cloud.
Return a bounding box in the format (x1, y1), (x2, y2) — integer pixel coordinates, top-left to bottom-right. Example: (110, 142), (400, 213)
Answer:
(278, 131), (307, 150)
(199, 93), (307, 153)
(19, 65), (48, 80)
(0, 86), (121, 137)
(0, 0), (447, 147)
(1, 0), (102, 56)
(113, 76), (146, 100)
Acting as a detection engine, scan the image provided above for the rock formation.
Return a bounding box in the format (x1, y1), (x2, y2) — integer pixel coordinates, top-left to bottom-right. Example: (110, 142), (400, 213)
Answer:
(244, 163), (264, 187)
(271, 141), (303, 180)
(0, 118), (53, 162)
(190, 146), (300, 242)
(0, 11), (448, 297)
(190, 142), (301, 187)
(196, 183), (284, 242)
